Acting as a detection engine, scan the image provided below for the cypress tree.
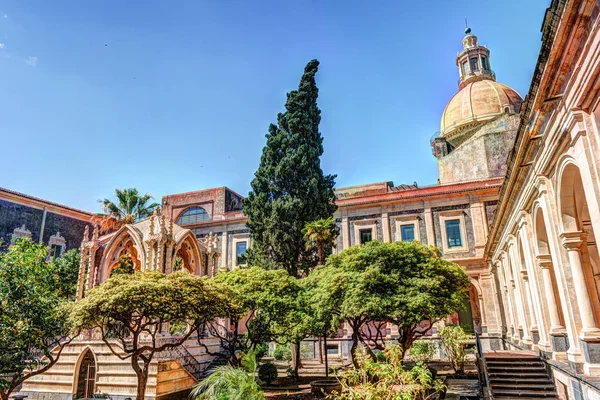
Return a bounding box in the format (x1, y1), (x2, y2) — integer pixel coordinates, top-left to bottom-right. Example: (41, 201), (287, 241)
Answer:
(243, 59), (336, 277)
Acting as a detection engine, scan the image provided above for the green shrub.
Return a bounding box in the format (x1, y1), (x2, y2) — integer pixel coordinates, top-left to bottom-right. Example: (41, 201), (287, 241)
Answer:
(273, 345), (292, 361)
(409, 340), (435, 363)
(255, 343), (268, 359)
(439, 325), (471, 374)
(258, 362), (278, 384)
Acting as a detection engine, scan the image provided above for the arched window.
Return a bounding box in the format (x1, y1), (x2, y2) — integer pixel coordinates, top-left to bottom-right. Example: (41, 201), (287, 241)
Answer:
(177, 206), (210, 225)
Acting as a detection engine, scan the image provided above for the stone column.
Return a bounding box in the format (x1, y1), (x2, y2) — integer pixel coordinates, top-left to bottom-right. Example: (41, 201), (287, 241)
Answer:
(381, 212), (391, 243)
(342, 215), (350, 249)
(521, 270), (540, 344)
(469, 202), (488, 255)
(536, 255), (564, 333)
(501, 255), (519, 340)
(221, 229), (228, 270)
(424, 207), (436, 246)
(560, 231), (600, 339)
(508, 243), (531, 344)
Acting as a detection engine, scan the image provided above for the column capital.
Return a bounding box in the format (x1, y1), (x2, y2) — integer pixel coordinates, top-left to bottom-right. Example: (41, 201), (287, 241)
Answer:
(560, 231), (587, 250)
(520, 270), (529, 281)
(517, 211), (530, 229)
(536, 254), (553, 269)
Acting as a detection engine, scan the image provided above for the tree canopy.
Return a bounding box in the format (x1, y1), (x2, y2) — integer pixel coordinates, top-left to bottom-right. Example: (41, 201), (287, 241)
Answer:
(207, 267), (303, 360)
(309, 241), (470, 365)
(50, 248), (80, 300)
(94, 188), (159, 233)
(71, 271), (227, 400)
(0, 238), (74, 400)
(243, 59), (337, 276)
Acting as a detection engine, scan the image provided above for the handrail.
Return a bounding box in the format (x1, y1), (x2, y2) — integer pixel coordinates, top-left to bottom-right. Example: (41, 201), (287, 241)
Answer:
(475, 333), (493, 400)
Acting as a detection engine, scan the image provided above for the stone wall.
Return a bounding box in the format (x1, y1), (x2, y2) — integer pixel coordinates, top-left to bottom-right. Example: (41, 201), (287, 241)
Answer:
(0, 198), (91, 251)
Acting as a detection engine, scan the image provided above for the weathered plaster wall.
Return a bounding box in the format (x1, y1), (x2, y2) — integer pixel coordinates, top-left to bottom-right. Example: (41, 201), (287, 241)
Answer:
(438, 114), (519, 184)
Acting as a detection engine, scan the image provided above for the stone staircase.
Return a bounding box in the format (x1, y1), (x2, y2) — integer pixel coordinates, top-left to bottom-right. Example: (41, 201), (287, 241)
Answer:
(484, 351), (557, 399)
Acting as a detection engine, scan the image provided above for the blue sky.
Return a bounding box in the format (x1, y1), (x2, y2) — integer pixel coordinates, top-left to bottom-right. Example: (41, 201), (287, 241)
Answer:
(0, 0), (549, 212)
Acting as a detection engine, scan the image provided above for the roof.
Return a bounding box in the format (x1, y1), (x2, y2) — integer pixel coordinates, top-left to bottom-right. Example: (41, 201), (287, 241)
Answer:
(440, 80), (523, 140)
(0, 186), (93, 220)
(336, 177), (503, 207)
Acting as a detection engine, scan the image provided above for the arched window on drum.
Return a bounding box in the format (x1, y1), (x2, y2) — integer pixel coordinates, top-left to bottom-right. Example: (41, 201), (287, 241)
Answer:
(176, 206), (210, 225)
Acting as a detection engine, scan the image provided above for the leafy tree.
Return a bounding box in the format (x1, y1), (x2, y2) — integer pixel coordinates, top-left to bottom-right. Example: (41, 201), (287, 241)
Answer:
(310, 241), (470, 366)
(0, 238), (75, 400)
(94, 188), (159, 233)
(50, 248), (80, 300)
(377, 242), (470, 357)
(205, 267), (301, 363)
(303, 217), (339, 266)
(243, 59), (337, 277)
(71, 271), (226, 400)
(110, 254), (136, 276)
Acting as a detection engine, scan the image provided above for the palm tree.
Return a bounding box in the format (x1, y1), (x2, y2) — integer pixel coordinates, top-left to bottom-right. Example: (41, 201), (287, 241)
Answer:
(302, 217), (339, 266)
(94, 188), (159, 233)
(189, 350), (265, 400)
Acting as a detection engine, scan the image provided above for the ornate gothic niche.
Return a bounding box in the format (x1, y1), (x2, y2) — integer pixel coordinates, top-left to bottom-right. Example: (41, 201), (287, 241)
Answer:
(105, 233), (141, 277)
(48, 231), (66, 259)
(12, 224), (32, 241)
(174, 233), (202, 275)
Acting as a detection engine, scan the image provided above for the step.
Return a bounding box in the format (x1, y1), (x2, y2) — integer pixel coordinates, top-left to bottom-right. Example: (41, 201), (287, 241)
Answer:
(491, 383), (557, 391)
(487, 360), (545, 367)
(487, 366), (547, 373)
(492, 389), (558, 398)
(489, 371), (549, 378)
(491, 378), (554, 385)
(494, 397), (558, 400)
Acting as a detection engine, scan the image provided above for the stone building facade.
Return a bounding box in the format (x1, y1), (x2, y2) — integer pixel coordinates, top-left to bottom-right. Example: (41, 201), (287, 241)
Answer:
(0, 187), (93, 255)
(484, 0), (600, 397)
(21, 212), (223, 400)
(18, 0), (600, 398)
(161, 25), (522, 353)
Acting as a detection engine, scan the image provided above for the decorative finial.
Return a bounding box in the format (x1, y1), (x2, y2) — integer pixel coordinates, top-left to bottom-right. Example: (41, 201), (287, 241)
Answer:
(465, 17), (471, 34)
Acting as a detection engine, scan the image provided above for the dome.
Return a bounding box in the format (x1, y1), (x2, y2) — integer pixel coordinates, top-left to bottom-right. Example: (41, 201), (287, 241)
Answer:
(440, 80), (523, 139)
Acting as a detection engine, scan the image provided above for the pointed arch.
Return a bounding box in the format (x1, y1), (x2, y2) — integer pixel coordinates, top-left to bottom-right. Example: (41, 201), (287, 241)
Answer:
(73, 347), (96, 399)
(100, 225), (144, 280)
(174, 231), (203, 275)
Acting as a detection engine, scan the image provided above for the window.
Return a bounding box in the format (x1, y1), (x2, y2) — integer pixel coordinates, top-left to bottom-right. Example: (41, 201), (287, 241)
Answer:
(400, 224), (415, 242)
(445, 219), (463, 248)
(236, 241), (247, 265)
(176, 206), (209, 225)
(50, 244), (62, 258)
(359, 229), (372, 244)
(481, 57), (489, 70)
(462, 61), (468, 75)
(326, 344), (340, 355)
(469, 58), (479, 72)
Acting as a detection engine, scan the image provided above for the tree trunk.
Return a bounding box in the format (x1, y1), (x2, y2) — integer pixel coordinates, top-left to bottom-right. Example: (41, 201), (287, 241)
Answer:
(323, 332), (329, 378)
(350, 330), (359, 368)
(291, 341), (302, 381)
(1, 388), (9, 400)
(318, 244), (325, 266)
(318, 336), (323, 364)
(132, 356), (149, 400)
(359, 335), (377, 362)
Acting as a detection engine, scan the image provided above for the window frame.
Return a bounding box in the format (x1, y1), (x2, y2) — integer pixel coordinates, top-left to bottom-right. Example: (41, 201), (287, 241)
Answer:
(353, 218), (378, 246)
(393, 215), (421, 243)
(232, 234), (250, 269)
(176, 206), (210, 225)
(439, 211), (469, 253)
